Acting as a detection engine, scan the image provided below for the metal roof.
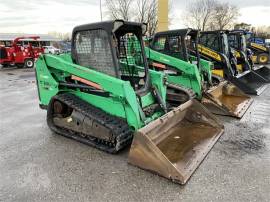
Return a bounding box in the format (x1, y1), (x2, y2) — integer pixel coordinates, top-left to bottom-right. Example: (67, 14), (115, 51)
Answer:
(0, 33), (60, 41)
(153, 28), (198, 38)
(72, 20), (145, 36)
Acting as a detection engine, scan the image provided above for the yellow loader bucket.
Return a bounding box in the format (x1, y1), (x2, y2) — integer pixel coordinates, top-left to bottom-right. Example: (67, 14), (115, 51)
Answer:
(202, 81), (253, 118)
(128, 99), (224, 185)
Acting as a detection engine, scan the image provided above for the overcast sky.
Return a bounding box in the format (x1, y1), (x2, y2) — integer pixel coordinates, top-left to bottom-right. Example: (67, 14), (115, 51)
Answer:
(0, 0), (269, 34)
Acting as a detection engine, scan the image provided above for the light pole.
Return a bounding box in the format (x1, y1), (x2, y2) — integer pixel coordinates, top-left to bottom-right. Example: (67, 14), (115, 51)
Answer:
(100, 0), (103, 21)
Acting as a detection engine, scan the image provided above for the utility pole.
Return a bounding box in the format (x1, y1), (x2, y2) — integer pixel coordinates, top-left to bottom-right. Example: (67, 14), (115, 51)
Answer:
(100, 0), (103, 21)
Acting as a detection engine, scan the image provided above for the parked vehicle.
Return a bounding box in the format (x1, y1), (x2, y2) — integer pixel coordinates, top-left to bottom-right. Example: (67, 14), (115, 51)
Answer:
(43, 46), (61, 54)
(143, 29), (252, 118)
(0, 36), (44, 68)
(245, 31), (270, 64)
(198, 30), (268, 95)
(35, 20), (224, 185)
(228, 30), (270, 82)
(58, 41), (71, 53)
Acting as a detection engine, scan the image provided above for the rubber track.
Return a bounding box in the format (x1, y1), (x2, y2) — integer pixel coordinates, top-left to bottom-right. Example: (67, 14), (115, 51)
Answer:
(167, 83), (196, 99)
(47, 93), (133, 153)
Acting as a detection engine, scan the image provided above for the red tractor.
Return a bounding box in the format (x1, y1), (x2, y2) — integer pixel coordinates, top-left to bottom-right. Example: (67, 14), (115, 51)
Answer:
(0, 36), (44, 68)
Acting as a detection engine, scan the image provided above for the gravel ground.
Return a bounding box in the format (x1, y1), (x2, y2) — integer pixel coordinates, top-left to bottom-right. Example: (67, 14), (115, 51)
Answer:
(0, 67), (269, 202)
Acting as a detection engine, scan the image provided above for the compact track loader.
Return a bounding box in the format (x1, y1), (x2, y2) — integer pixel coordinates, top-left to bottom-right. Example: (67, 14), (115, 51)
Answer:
(35, 20), (224, 184)
(141, 29), (252, 118)
(228, 30), (270, 82)
(198, 30), (268, 95)
(245, 31), (270, 65)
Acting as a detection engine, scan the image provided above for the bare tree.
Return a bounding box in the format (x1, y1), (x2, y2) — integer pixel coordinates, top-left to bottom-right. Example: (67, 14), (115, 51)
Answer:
(183, 0), (217, 31)
(135, 0), (157, 35)
(209, 2), (240, 30)
(147, 1), (158, 36)
(106, 0), (134, 21)
(255, 26), (270, 38)
(233, 24), (270, 38)
(183, 0), (239, 31)
(234, 22), (252, 30)
(106, 0), (158, 36)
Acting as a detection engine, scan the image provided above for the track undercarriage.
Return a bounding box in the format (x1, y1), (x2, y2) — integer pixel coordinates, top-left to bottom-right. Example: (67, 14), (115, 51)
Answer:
(47, 93), (133, 153)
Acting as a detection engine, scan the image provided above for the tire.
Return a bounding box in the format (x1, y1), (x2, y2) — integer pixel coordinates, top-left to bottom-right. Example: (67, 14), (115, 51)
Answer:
(16, 63), (24, 68)
(257, 53), (269, 64)
(1, 64), (9, 68)
(24, 59), (34, 68)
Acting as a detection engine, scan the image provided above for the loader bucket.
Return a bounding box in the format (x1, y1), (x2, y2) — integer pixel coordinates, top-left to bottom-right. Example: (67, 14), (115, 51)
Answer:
(253, 65), (270, 82)
(202, 81), (253, 118)
(128, 99), (224, 185)
(230, 71), (268, 95)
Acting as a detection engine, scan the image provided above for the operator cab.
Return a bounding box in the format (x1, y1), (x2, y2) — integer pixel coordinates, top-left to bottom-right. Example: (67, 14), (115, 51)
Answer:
(72, 20), (149, 94)
(228, 31), (248, 53)
(151, 28), (200, 65)
(199, 30), (238, 76)
(199, 31), (230, 57)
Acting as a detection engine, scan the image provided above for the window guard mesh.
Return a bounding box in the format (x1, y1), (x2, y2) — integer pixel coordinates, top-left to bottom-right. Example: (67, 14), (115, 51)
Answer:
(75, 29), (115, 77)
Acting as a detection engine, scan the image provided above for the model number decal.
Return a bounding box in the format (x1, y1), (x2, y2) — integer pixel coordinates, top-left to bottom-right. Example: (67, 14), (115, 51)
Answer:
(250, 43), (267, 51)
(198, 44), (222, 62)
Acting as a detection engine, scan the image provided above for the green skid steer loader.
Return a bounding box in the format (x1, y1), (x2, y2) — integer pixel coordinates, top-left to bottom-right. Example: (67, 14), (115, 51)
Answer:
(228, 30), (270, 82)
(198, 30), (268, 95)
(35, 20), (224, 185)
(140, 29), (252, 118)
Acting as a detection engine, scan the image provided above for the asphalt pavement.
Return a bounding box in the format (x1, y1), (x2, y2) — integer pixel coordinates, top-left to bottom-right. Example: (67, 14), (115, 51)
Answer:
(0, 67), (269, 202)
